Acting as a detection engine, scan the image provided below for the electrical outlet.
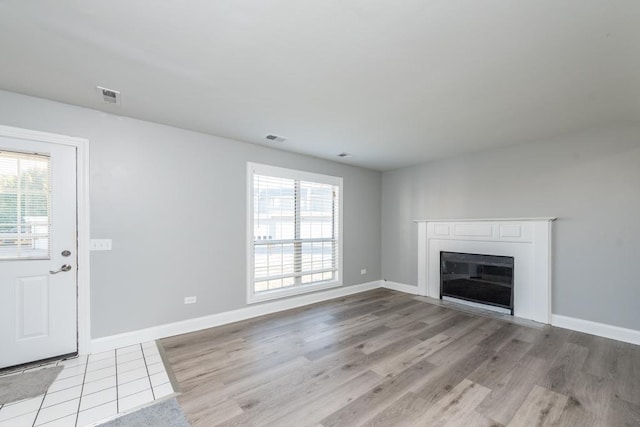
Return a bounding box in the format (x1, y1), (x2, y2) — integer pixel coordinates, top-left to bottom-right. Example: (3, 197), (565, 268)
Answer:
(90, 239), (112, 251)
(360, 269), (367, 275)
(184, 296), (197, 304)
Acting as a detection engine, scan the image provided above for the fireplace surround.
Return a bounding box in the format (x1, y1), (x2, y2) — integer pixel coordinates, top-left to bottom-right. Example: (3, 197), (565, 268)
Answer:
(416, 218), (555, 323)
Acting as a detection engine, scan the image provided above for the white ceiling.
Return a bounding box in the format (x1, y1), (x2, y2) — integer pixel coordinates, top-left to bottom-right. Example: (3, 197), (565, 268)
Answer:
(0, 1), (638, 171)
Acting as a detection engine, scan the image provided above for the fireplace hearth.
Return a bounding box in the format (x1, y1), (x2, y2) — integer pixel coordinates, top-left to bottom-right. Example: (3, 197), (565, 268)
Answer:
(440, 251), (514, 314)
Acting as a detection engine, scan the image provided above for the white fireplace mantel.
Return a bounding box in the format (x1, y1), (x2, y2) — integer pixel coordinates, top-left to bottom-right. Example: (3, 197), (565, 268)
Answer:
(415, 218), (556, 324)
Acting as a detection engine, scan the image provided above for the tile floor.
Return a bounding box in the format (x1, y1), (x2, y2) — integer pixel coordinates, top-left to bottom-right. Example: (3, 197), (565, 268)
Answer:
(0, 341), (175, 427)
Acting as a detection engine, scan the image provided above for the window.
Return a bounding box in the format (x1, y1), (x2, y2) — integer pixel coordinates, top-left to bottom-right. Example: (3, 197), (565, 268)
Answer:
(0, 151), (51, 260)
(248, 163), (343, 303)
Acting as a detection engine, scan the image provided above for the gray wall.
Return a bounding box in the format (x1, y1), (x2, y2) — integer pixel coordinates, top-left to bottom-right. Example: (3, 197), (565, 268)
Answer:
(0, 90), (382, 338)
(382, 125), (640, 330)
(4, 86), (639, 336)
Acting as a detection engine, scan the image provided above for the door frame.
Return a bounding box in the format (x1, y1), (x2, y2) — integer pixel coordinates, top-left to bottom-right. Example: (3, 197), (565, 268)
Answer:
(0, 124), (91, 356)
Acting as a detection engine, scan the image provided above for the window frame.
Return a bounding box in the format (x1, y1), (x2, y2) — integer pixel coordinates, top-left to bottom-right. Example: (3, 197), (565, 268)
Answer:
(247, 162), (343, 304)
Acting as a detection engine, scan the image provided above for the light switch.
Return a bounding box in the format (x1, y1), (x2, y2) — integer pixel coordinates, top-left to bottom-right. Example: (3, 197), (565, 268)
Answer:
(90, 239), (112, 251)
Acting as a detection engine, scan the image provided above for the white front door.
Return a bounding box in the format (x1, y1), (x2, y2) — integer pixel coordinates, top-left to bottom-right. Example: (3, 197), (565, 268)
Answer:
(0, 136), (77, 369)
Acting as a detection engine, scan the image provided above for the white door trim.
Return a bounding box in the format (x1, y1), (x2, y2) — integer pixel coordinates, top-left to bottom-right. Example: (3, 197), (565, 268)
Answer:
(0, 125), (91, 356)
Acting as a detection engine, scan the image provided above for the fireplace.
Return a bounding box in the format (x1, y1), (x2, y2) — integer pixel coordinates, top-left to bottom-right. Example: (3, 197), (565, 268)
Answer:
(440, 251), (514, 314)
(415, 218), (555, 323)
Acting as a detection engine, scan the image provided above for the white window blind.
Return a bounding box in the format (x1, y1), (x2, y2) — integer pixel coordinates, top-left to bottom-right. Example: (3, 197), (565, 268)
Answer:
(250, 164), (342, 299)
(0, 151), (51, 260)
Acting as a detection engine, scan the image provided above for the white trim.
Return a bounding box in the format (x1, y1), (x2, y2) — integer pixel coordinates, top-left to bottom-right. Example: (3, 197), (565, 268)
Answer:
(91, 281), (381, 353)
(551, 314), (640, 346)
(246, 163), (253, 305)
(417, 223), (427, 297)
(0, 125), (87, 147)
(249, 162), (343, 186)
(414, 217), (557, 223)
(76, 138), (91, 355)
(381, 280), (419, 295)
(0, 125), (91, 356)
(248, 281), (342, 303)
(246, 162), (344, 304)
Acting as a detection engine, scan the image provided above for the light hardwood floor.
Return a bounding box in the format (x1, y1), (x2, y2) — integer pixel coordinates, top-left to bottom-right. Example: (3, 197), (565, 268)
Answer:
(161, 289), (640, 426)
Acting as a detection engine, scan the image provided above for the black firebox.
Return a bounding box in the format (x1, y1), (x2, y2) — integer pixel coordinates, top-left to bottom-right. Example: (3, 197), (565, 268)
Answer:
(440, 251), (514, 314)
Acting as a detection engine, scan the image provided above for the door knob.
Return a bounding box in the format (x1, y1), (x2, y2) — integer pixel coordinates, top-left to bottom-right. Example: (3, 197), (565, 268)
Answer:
(49, 264), (72, 274)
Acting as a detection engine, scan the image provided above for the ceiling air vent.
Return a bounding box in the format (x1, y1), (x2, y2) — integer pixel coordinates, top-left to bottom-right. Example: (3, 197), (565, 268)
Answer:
(96, 86), (121, 105)
(265, 134), (286, 143)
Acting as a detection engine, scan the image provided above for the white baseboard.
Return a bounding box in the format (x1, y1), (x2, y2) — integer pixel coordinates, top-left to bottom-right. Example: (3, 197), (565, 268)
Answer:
(551, 314), (640, 346)
(90, 280), (640, 354)
(381, 281), (419, 295)
(382, 281), (640, 345)
(90, 281), (382, 354)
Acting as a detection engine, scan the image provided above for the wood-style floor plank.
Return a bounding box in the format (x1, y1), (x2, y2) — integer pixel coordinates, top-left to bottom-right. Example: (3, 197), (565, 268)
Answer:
(507, 384), (567, 427)
(371, 332), (452, 377)
(606, 394), (640, 427)
(475, 355), (549, 425)
(160, 289), (640, 426)
(357, 320), (431, 355)
(320, 358), (437, 427)
(615, 342), (640, 405)
(551, 372), (612, 426)
(467, 338), (533, 389)
(264, 370), (383, 427)
(411, 379), (493, 427)
(361, 391), (430, 427)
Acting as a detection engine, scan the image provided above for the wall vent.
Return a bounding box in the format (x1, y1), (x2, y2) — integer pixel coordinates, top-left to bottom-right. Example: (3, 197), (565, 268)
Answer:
(265, 134), (286, 143)
(96, 86), (121, 105)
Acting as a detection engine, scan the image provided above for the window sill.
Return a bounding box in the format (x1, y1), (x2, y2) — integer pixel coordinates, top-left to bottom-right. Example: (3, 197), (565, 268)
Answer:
(248, 280), (342, 304)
